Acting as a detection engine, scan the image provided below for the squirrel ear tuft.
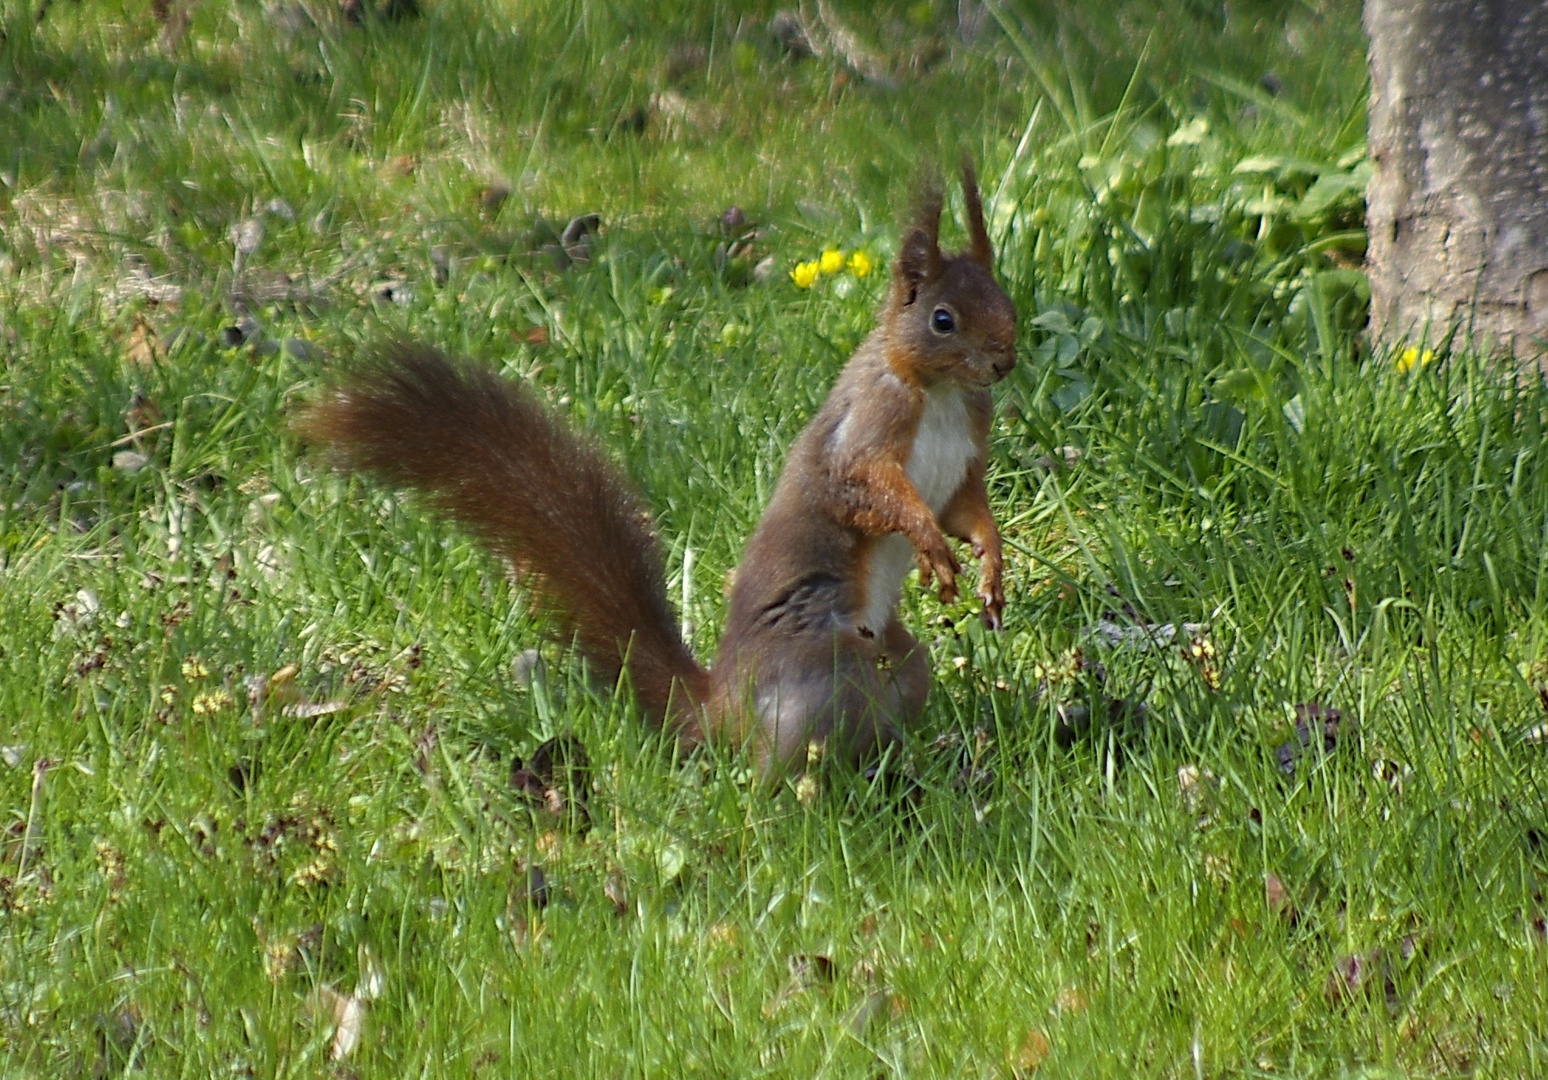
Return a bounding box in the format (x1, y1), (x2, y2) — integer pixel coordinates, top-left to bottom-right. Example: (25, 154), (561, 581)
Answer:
(960, 158), (993, 269)
(894, 226), (941, 301)
(893, 178), (943, 303)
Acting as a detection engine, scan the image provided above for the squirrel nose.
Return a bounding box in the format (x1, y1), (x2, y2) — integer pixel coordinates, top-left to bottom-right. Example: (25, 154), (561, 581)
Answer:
(991, 353), (1016, 378)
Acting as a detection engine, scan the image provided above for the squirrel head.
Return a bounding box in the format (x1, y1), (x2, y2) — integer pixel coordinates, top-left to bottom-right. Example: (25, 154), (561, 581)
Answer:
(884, 161), (1017, 390)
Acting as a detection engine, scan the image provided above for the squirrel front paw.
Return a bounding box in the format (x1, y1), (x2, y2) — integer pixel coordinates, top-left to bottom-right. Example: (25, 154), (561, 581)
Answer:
(914, 534), (961, 605)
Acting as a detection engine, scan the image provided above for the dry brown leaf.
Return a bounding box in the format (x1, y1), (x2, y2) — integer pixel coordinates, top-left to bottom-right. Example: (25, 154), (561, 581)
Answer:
(604, 870), (629, 916)
(1055, 986), (1087, 1014)
(125, 315), (161, 367)
(282, 700), (348, 719)
(1264, 872), (1295, 921)
(1011, 1028), (1051, 1076)
(1326, 949), (1393, 1003)
(814, 0), (896, 86)
(356, 944), (385, 1001)
(763, 953), (835, 1017)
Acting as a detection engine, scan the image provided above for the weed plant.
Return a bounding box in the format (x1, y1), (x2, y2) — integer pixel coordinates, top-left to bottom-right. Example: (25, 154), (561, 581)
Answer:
(2, 0), (1545, 1075)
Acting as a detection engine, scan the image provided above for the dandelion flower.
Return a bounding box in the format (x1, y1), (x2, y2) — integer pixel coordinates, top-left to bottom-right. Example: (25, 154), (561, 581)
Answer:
(790, 260), (820, 288)
(819, 248), (846, 275)
(847, 250), (873, 277)
(1396, 346), (1435, 374)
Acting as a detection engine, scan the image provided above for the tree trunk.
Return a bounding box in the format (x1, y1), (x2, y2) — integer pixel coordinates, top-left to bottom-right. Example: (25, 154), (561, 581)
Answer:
(1364, 0), (1548, 361)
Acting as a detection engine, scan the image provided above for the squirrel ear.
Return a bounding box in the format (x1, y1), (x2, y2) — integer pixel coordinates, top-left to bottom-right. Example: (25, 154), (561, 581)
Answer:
(960, 158), (993, 269)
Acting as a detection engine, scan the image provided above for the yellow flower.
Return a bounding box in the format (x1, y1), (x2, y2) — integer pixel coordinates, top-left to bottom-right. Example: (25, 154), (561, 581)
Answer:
(847, 250), (873, 277)
(181, 657), (209, 679)
(192, 688), (234, 715)
(1396, 346), (1435, 374)
(794, 774), (819, 805)
(789, 260), (820, 288)
(819, 248), (846, 275)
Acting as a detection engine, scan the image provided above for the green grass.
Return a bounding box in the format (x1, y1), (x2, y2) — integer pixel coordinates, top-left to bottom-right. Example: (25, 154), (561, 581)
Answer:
(3, 0), (1546, 1075)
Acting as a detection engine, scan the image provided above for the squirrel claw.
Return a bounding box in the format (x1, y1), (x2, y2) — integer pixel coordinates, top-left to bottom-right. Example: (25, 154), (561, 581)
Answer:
(977, 577), (1005, 629)
(928, 554), (959, 604)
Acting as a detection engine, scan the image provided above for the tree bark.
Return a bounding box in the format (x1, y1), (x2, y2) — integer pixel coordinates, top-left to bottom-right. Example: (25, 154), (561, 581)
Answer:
(1364, 0), (1548, 361)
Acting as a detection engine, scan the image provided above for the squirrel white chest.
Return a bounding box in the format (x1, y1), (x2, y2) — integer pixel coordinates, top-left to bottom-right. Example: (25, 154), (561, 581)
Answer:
(905, 385), (975, 514)
(857, 385), (975, 633)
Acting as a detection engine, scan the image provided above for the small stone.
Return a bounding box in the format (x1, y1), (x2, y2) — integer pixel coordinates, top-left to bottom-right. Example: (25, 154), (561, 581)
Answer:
(230, 217), (264, 256)
(511, 648), (543, 686)
(1177, 763), (1216, 811)
(770, 10), (818, 58)
(220, 318), (261, 348)
(478, 183), (511, 214)
(524, 865), (549, 909)
(112, 450), (149, 473)
(1275, 702), (1347, 776)
(847, 990), (892, 1035)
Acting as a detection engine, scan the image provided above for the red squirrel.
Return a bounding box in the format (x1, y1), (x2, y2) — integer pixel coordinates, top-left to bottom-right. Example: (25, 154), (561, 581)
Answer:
(302, 164), (1017, 770)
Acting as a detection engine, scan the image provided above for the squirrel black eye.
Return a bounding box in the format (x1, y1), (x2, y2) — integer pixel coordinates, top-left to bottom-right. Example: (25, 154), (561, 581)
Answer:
(930, 307), (956, 335)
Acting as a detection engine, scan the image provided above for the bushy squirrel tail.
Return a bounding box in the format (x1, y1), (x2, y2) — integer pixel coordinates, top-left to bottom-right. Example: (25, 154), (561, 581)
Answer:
(300, 343), (709, 737)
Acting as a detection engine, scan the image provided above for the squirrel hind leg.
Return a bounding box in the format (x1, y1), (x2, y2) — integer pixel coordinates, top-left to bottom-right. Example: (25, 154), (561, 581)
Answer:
(879, 617), (930, 729)
(751, 637), (918, 773)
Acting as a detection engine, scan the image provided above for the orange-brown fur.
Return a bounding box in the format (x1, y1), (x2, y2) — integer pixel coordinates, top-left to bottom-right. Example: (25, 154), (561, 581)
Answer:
(301, 164), (1016, 770)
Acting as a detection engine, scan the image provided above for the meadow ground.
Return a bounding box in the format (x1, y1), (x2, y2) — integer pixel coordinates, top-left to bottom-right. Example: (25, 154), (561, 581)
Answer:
(2, 0), (1546, 1075)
